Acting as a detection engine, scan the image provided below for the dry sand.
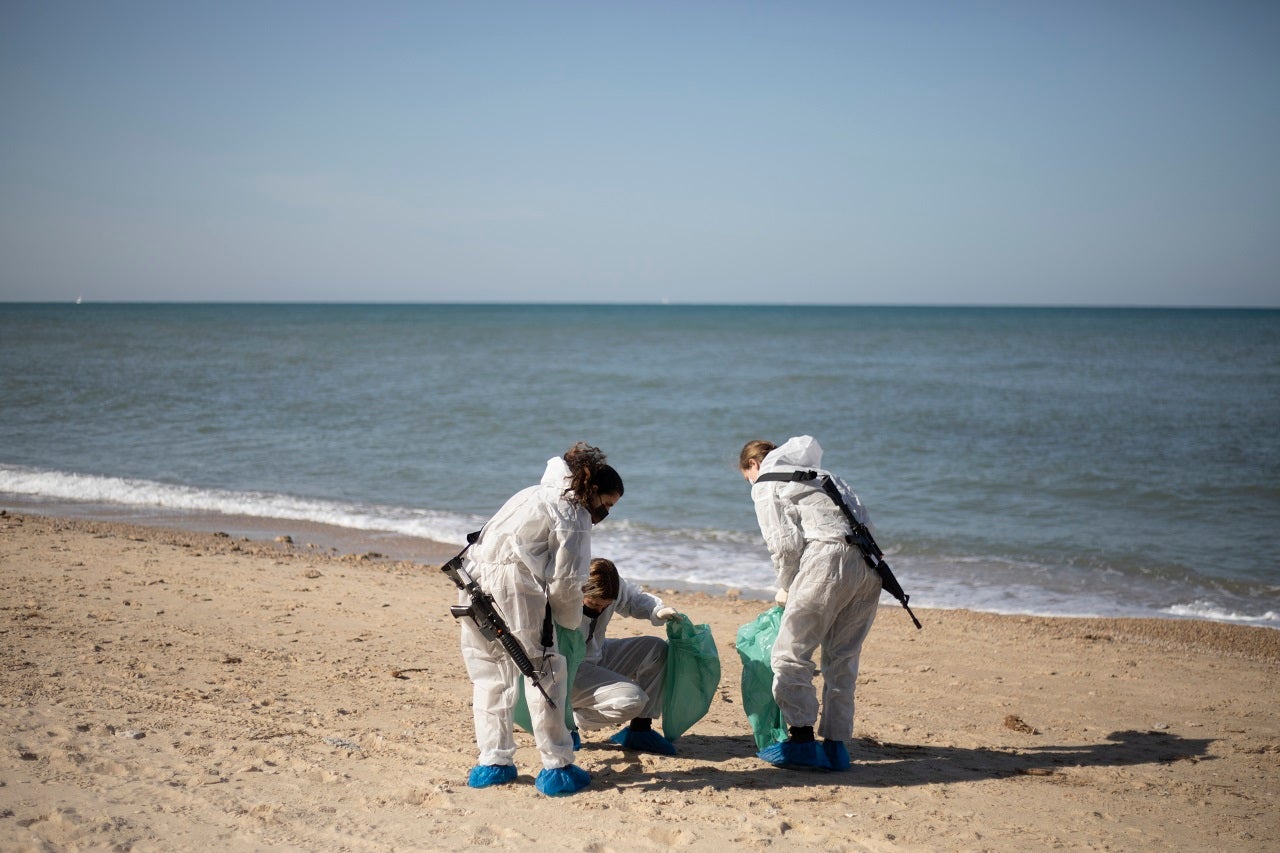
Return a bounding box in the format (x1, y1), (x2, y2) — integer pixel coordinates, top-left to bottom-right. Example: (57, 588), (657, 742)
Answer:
(2, 510), (1277, 851)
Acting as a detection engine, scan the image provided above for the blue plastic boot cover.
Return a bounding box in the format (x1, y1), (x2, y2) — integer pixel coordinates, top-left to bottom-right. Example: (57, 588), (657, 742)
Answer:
(467, 764), (518, 788)
(609, 727), (677, 755)
(571, 730), (581, 751)
(823, 739), (851, 771)
(534, 764), (592, 796)
(757, 739), (832, 771)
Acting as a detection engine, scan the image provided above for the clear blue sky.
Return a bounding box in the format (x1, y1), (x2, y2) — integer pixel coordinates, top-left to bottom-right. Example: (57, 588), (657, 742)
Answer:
(2, 1), (1277, 306)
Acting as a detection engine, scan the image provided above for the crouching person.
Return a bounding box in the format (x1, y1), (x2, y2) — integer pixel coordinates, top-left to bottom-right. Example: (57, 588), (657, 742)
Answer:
(572, 558), (680, 755)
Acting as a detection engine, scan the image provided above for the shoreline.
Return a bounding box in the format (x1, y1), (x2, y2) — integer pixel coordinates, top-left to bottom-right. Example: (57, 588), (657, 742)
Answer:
(6, 496), (1277, 629)
(2, 510), (1277, 850)
(8, 508), (1278, 662)
(0, 496), (465, 564)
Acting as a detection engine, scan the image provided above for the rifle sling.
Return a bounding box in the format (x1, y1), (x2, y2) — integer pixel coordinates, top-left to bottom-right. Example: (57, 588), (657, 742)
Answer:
(754, 467), (923, 629)
(753, 469), (883, 572)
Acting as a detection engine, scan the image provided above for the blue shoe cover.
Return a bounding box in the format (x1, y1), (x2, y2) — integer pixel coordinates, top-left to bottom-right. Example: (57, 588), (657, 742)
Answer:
(571, 730), (581, 751)
(823, 739), (851, 771)
(757, 740), (832, 771)
(467, 763), (517, 788)
(610, 727), (677, 756)
(535, 764), (591, 796)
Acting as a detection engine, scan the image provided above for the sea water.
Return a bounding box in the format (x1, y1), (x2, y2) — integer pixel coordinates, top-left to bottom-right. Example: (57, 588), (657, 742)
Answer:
(2, 303), (1277, 627)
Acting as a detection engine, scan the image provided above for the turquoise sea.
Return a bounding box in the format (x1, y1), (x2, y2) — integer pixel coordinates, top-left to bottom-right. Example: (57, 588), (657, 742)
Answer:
(2, 303), (1277, 627)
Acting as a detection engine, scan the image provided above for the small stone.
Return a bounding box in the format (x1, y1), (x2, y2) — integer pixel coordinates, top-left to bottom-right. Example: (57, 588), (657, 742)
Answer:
(323, 736), (362, 751)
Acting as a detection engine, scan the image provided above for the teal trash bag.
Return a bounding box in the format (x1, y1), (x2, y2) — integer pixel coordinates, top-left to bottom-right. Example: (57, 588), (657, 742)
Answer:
(514, 623), (586, 733)
(661, 613), (721, 741)
(735, 605), (788, 750)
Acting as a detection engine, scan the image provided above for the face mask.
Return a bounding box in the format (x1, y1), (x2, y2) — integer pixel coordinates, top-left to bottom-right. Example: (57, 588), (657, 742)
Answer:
(583, 604), (604, 619)
(589, 503), (609, 524)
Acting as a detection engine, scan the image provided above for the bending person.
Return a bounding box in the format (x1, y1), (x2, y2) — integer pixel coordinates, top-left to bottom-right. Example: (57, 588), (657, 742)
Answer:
(571, 558), (680, 755)
(738, 435), (882, 771)
(459, 443), (623, 796)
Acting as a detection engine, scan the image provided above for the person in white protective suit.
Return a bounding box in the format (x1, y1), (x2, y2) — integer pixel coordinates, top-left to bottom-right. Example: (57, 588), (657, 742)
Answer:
(738, 435), (882, 771)
(459, 442), (623, 796)
(571, 558), (681, 755)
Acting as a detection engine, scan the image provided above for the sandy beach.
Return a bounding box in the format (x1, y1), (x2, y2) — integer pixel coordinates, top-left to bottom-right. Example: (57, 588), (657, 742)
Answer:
(2, 510), (1277, 851)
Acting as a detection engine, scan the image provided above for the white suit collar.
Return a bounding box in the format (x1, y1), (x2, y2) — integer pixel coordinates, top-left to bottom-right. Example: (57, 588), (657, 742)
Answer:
(760, 435), (823, 472)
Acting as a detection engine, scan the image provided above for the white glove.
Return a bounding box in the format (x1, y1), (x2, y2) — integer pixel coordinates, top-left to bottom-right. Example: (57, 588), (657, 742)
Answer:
(654, 606), (679, 621)
(774, 588), (788, 607)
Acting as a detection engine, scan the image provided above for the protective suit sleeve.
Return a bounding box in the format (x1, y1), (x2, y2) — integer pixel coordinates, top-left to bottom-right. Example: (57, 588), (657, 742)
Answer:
(545, 515), (589, 630)
(617, 578), (666, 626)
(752, 483), (804, 592)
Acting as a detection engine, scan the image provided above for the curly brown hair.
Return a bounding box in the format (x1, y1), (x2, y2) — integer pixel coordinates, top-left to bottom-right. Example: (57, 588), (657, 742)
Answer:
(562, 442), (624, 507)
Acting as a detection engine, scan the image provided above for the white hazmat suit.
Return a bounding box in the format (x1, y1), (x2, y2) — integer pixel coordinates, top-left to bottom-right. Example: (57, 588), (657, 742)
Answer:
(571, 578), (670, 731)
(459, 456), (590, 771)
(751, 435), (882, 743)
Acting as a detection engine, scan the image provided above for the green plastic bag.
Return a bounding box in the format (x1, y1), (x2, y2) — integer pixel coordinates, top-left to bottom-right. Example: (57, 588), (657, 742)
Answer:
(661, 613), (722, 741)
(735, 605), (788, 750)
(514, 623), (586, 733)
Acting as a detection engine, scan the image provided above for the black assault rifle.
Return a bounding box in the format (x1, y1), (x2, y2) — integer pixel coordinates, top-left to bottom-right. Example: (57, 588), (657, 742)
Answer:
(442, 543), (557, 707)
(755, 470), (923, 630)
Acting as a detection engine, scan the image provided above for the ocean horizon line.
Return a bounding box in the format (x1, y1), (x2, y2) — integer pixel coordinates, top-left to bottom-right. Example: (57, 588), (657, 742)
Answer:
(5, 300), (1278, 311)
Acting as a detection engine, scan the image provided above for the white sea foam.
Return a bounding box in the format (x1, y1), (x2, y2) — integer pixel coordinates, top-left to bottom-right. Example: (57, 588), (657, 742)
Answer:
(5, 462), (1276, 630)
(1163, 601), (1280, 627)
(0, 464), (477, 547)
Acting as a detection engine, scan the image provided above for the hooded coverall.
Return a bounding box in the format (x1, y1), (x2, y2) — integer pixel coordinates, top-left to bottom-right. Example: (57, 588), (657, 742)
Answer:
(571, 577), (669, 731)
(459, 456), (590, 770)
(751, 435), (882, 743)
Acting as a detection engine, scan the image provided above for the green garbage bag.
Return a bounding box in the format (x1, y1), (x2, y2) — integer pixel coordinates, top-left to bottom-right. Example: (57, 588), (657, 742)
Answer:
(661, 613), (721, 741)
(735, 605), (788, 750)
(514, 623), (586, 733)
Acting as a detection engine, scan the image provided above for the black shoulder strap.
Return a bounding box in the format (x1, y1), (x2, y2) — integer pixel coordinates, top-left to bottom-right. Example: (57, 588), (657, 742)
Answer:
(755, 469), (820, 483)
(756, 470), (862, 540)
(449, 527), (482, 558)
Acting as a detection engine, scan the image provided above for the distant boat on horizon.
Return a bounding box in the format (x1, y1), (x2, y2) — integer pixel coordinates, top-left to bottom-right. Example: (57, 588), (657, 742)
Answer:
(75, 295), (82, 305)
